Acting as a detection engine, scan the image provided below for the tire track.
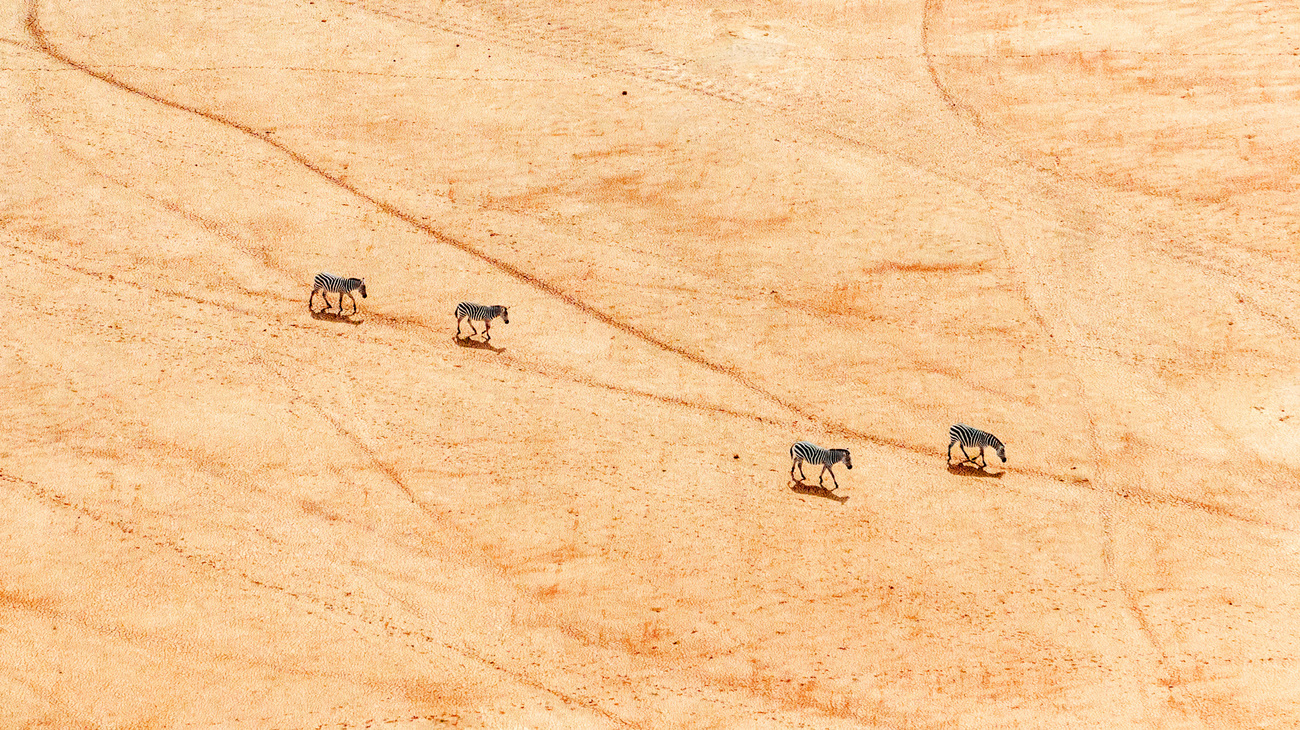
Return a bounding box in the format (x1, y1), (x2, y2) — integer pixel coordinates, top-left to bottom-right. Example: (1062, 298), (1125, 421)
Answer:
(919, 13), (1300, 346)
(324, 0), (1190, 409)
(977, 195), (1283, 539)
(258, 346), (883, 727)
(491, 348), (787, 427)
(0, 236), (278, 327)
(0, 234), (715, 727)
(23, 0), (785, 401)
(336, 0), (991, 199)
(5, 208), (780, 435)
(22, 5), (1239, 724)
(16, 52), (788, 433)
(921, 0), (982, 126)
(0, 466), (641, 729)
(18, 75), (310, 293)
(331, 0), (770, 106)
(27, 1), (1289, 726)
(262, 345), (760, 729)
(920, 1), (1300, 355)
(344, 0), (1225, 421)
(358, 320), (785, 428)
(253, 360), (740, 730)
(22, 0), (911, 463)
(26, 0), (1277, 530)
(920, 4), (1233, 728)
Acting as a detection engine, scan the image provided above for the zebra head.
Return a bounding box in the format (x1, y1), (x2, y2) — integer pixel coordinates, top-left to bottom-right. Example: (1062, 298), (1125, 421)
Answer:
(498, 306), (509, 324)
(357, 279), (368, 298)
(834, 449), (852, 469)
(994, 439), (1006, 462)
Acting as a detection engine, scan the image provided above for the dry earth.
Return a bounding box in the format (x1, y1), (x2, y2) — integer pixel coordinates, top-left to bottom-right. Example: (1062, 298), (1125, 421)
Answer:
(2, 0), (1299, 726)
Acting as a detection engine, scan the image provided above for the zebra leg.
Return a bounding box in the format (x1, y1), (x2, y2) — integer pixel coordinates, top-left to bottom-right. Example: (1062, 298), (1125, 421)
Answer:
(309, 288), (320, 311)
(824, 465), (839, 490)
(977, 446), (987, 467)
(483, 321), (492, 342)
(790, 457), (798, 481)
(345, 292), (358, 315)
(947, 440), (955, 463)
(959, 444), (975, 465)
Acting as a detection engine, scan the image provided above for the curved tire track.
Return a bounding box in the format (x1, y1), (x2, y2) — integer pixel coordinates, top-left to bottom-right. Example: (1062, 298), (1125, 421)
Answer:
(920, 3), (1254, 728)
(20, 1), (1276, 724)
(0, 466), (642, 729)
(22, 0), (918, 464)
(25, 0), (1276, 530)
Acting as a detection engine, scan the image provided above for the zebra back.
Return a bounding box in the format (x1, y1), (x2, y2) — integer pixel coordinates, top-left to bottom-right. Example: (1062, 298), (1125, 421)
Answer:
(791, 441), (835, 464)
(456, 302), (506, 321)
(949, 423), (981, 445)
(950, 424), (1005, 458)
(314, 273), (363, 293)
(791, 441), (820, 463)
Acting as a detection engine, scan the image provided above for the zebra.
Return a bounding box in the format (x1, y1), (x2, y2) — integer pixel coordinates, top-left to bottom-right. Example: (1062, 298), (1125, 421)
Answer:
(947, 424), (1006, 467)
(455, 302), (509, 341)
(789, 441), (853, 489)
(310, 273), (367, 315)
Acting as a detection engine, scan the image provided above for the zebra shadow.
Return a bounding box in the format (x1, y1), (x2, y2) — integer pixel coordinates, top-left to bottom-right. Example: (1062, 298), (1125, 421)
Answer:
(453, 335), (505, 353)
(947, 462), (1005, 479)
(790, 480), (850, 504)
(310, 308), (363, 325)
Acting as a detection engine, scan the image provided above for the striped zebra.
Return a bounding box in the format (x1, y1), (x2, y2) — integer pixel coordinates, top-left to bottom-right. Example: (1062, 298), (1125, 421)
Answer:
(789, 441), (853, 489)
(455, 302), (509, 341)
(947, 424), (1006, 467)
(310, 273), (367, 315)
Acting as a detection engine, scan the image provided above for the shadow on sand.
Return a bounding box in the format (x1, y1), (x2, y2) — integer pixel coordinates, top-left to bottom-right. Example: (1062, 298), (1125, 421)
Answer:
(947, 462), (1005, 479)
(310, 308), (363, 325)
(453, 335), (506, 354)
(790, 480), (850, 504)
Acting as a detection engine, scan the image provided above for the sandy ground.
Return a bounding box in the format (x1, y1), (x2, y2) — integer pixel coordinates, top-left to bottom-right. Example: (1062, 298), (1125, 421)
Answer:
(2, 0), (1300, 726)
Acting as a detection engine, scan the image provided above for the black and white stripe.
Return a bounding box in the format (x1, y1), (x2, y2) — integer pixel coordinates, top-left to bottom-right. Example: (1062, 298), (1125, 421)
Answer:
(455, 302), (509, 341)
(947, 424), (1006, 467)
(311, 273), (367, 315)
(789, 441), (853, 489)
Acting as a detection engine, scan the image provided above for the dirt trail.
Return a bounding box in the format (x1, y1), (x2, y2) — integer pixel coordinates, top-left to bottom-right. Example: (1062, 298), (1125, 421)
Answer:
(2, 0), (1298, 726)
